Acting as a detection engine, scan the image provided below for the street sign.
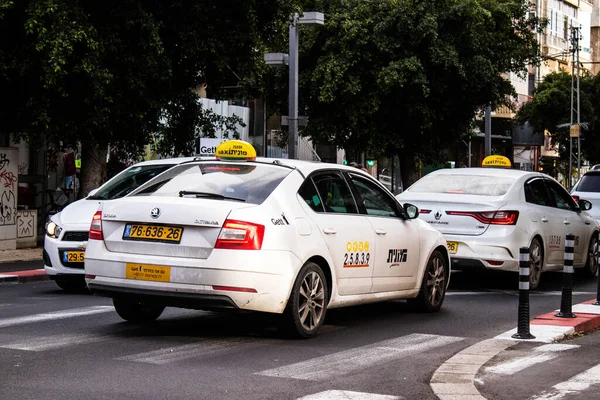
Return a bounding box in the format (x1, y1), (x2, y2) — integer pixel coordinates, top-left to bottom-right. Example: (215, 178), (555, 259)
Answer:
(570, 124), (580, 138)
(281, 116), (308, 127)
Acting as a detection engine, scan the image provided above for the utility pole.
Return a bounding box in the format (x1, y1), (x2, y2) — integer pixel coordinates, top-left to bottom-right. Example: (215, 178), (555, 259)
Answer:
(485, 104), (492, 156)
(569, 24), (581, 189)
(287, 14), (299, 160)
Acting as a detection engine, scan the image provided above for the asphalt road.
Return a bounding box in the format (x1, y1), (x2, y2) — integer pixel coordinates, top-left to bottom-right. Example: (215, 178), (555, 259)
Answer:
(0, 270), (598, 400)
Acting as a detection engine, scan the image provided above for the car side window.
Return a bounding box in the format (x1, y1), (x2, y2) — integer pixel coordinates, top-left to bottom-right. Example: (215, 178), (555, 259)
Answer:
(545, 180), (578, 212)
(524, 178), (554, 208)
(311, 172), (358, 214)
(348, 174), (401, 218)
(298, 178), (325, 212)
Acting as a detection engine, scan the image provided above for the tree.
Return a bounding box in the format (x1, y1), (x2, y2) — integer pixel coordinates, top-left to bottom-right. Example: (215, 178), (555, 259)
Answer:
(262, 0), (543, 186)
(0, 0), (300, 197)
(516, 71), (600, 166)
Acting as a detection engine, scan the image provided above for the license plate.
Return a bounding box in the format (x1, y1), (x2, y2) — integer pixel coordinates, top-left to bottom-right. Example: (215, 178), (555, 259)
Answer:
(63, 251), (85, 263)
(125, 263), (171, 282)
(123, 224), (183, 243)
(447, 241), (458, 254)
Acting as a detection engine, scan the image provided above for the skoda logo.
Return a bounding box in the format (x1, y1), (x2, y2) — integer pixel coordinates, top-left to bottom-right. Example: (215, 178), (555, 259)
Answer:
(150, 208), (161, 219)
(434, 210), (443, 221)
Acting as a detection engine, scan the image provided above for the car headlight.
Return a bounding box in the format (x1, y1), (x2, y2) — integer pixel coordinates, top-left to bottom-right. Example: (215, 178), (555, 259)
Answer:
(45, 221), (62, 239)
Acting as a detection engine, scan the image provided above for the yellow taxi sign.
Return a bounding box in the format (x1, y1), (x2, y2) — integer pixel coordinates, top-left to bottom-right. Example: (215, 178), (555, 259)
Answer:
(482, 155), (512, 168)
(215, 140), (257, 161)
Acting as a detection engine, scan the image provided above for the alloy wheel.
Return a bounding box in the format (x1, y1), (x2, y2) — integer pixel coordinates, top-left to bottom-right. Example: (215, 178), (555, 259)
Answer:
(588, 236), (599, 276)
(529, 240), (542, 288)
(297, 271), (325, 331)
(426, 255), (446, 308)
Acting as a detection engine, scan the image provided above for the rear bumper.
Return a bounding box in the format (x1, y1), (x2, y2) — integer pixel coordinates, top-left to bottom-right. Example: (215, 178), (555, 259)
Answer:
(84, 242), (301, 314)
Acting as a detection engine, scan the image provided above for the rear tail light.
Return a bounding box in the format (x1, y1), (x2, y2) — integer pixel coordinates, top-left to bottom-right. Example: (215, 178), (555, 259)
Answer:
(572, 195), (580, 203)
(419, 209), (431, 214)
(215, 220), (265, 250)
(446, 210), (519, 225)
(89, 211), (103, 240)
(486, 260), (504, 266)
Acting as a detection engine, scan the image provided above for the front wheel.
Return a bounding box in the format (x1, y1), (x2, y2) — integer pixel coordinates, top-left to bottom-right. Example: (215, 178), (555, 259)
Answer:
(578, 235), (599, 278)
(408, 250), (447, 312)
(113, 298), (165, 323)
(280, 262), (328, 338)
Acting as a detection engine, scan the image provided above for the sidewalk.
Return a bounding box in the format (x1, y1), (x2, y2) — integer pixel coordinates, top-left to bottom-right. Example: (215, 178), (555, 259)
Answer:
(0, 247), (46, 284)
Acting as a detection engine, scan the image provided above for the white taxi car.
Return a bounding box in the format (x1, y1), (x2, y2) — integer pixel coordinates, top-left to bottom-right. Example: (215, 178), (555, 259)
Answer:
(44, 157), (194, 291)
(84, 141), (450, 338)
(397, 168), (600, 289)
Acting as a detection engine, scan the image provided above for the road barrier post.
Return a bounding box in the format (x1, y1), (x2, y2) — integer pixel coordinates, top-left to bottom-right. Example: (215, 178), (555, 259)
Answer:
(556, 233), (577, 318)
(594, 243), (600, 306)
(512, 247), (535, 339)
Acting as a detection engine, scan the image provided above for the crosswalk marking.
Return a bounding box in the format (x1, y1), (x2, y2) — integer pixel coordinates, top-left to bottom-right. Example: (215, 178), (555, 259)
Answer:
(485, 344), (579, 375)
(530, 363), (600, 400)
(0, 306), (113, 328)
(116, 337), (265, 365)
(296, 390), (401, 400)
(1, 333), (115, 351)
(256, 333), (463, 381)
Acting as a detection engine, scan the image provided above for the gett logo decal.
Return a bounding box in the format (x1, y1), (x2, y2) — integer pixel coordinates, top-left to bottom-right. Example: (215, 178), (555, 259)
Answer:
(387, 248), (407, 263)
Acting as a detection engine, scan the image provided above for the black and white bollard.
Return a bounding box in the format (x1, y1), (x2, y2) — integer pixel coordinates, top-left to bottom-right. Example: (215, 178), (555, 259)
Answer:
(556, 233), (577, 318)
(594, 243), (600, 306)
(512, 247), (535, 339)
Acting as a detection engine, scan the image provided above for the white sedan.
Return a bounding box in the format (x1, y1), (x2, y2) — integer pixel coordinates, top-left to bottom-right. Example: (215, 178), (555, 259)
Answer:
(44, 157), (194, 291)
(397, 168), (600, 289)
(84, 141), (449, 338)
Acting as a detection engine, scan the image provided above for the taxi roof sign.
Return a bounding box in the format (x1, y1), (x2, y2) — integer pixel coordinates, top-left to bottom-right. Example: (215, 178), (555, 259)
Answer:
(482, 155), (511, 168)
(215, 140), (257, 161)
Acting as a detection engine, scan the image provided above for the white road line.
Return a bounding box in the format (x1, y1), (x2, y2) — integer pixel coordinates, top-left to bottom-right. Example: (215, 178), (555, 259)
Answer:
(1, 333), (114, 351)
(116, 337), (261, 365)
(0, 306), (113, 328)
(256, 333), (463, 381)
(296, 390), (401, 400)
(530, 363), (600, 400)
(484, 344), (579, 375)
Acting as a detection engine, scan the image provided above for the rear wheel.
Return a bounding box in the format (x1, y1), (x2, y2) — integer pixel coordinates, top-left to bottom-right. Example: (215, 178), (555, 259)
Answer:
(578, 235), (599, 278)
(529, 238), (543, 290)
(408, 250), (447, 312)
(113, 298), (165, 323)
(280, 262), (328, 338)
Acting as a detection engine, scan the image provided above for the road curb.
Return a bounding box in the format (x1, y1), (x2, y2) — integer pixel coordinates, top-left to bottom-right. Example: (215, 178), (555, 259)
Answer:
(0, 269), (48, 284)
(431, 297), (600, 400)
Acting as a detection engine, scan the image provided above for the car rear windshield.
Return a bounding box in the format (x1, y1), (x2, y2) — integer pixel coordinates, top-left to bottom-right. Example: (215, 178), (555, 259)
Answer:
(408, 174), (515, 196)
(91, 164), (174, 200)
(576, 174), (600, 192)
(132, 162), (292, 204)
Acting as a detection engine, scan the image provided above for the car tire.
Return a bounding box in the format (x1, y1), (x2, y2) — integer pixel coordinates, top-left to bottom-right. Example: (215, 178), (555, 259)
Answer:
(113, 298), (165, 323)
(407, 250), (447, 313)
(529, 238), (543, 290)
(55, 279), (87, 292)
(280, 262), (328, 339)
(578, 234), (599, 278)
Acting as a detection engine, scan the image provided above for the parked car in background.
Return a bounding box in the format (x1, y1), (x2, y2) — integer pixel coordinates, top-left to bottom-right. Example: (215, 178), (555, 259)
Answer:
(571, 169), (600, 223)
(84, 141), (450, 338)
(44, 157), (195, 291)
(397, 168), (600, 289)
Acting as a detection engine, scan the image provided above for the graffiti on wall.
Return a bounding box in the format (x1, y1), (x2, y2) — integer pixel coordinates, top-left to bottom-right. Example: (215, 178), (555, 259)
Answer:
(17, 211), (36, 238)
(0, 150), (17, 226)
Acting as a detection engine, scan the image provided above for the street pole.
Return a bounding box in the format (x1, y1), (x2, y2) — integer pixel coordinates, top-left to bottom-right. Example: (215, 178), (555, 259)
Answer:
(485, 104), (492, 156)
(576, 25), (581, 183)
(288, 14), (299, 160)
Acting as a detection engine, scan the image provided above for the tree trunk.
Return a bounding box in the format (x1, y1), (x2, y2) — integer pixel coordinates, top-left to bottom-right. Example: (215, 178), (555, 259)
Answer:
(79, 143), (107, 199)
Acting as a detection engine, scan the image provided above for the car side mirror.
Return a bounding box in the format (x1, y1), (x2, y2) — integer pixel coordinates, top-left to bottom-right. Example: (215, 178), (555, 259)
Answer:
(578, 199), (592, 211)
(87, 188), (99, 197)
(403, 203), (419, 219)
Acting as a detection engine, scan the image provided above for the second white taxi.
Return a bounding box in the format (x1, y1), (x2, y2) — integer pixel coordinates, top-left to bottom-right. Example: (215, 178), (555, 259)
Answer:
(84, 141), (450, 338)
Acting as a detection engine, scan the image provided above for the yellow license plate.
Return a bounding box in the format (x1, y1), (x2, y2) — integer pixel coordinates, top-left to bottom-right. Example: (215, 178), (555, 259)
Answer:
(447, 242), (458, 254)
(125, 263), (171, 282)
(124, 224), (183, 243)
(64, 251), (85, 263)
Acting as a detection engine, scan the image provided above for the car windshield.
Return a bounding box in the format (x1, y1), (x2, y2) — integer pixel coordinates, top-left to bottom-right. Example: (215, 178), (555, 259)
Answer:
(90, 164), (174, 200)
(132, 162), (292, 204)
(408, 173), (515, 196)
(575, 174), (600, 192)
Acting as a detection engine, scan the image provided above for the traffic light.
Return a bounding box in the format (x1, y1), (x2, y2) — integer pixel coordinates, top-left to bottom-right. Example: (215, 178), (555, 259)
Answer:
(366, 160), (375, 167)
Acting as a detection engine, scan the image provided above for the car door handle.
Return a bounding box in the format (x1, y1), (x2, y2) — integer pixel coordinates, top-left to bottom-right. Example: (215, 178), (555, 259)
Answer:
(586, 221), (591, 225)
(322, 228), (337, 234)
(375, 229), (387, 235)
(563, 220), (570, 225)
(541, 217), (549, 223)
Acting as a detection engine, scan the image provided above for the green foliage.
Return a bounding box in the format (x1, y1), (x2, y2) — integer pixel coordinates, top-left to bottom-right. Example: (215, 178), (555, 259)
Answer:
(516, 71), (600, 164)
(262, 0), (542, 171)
